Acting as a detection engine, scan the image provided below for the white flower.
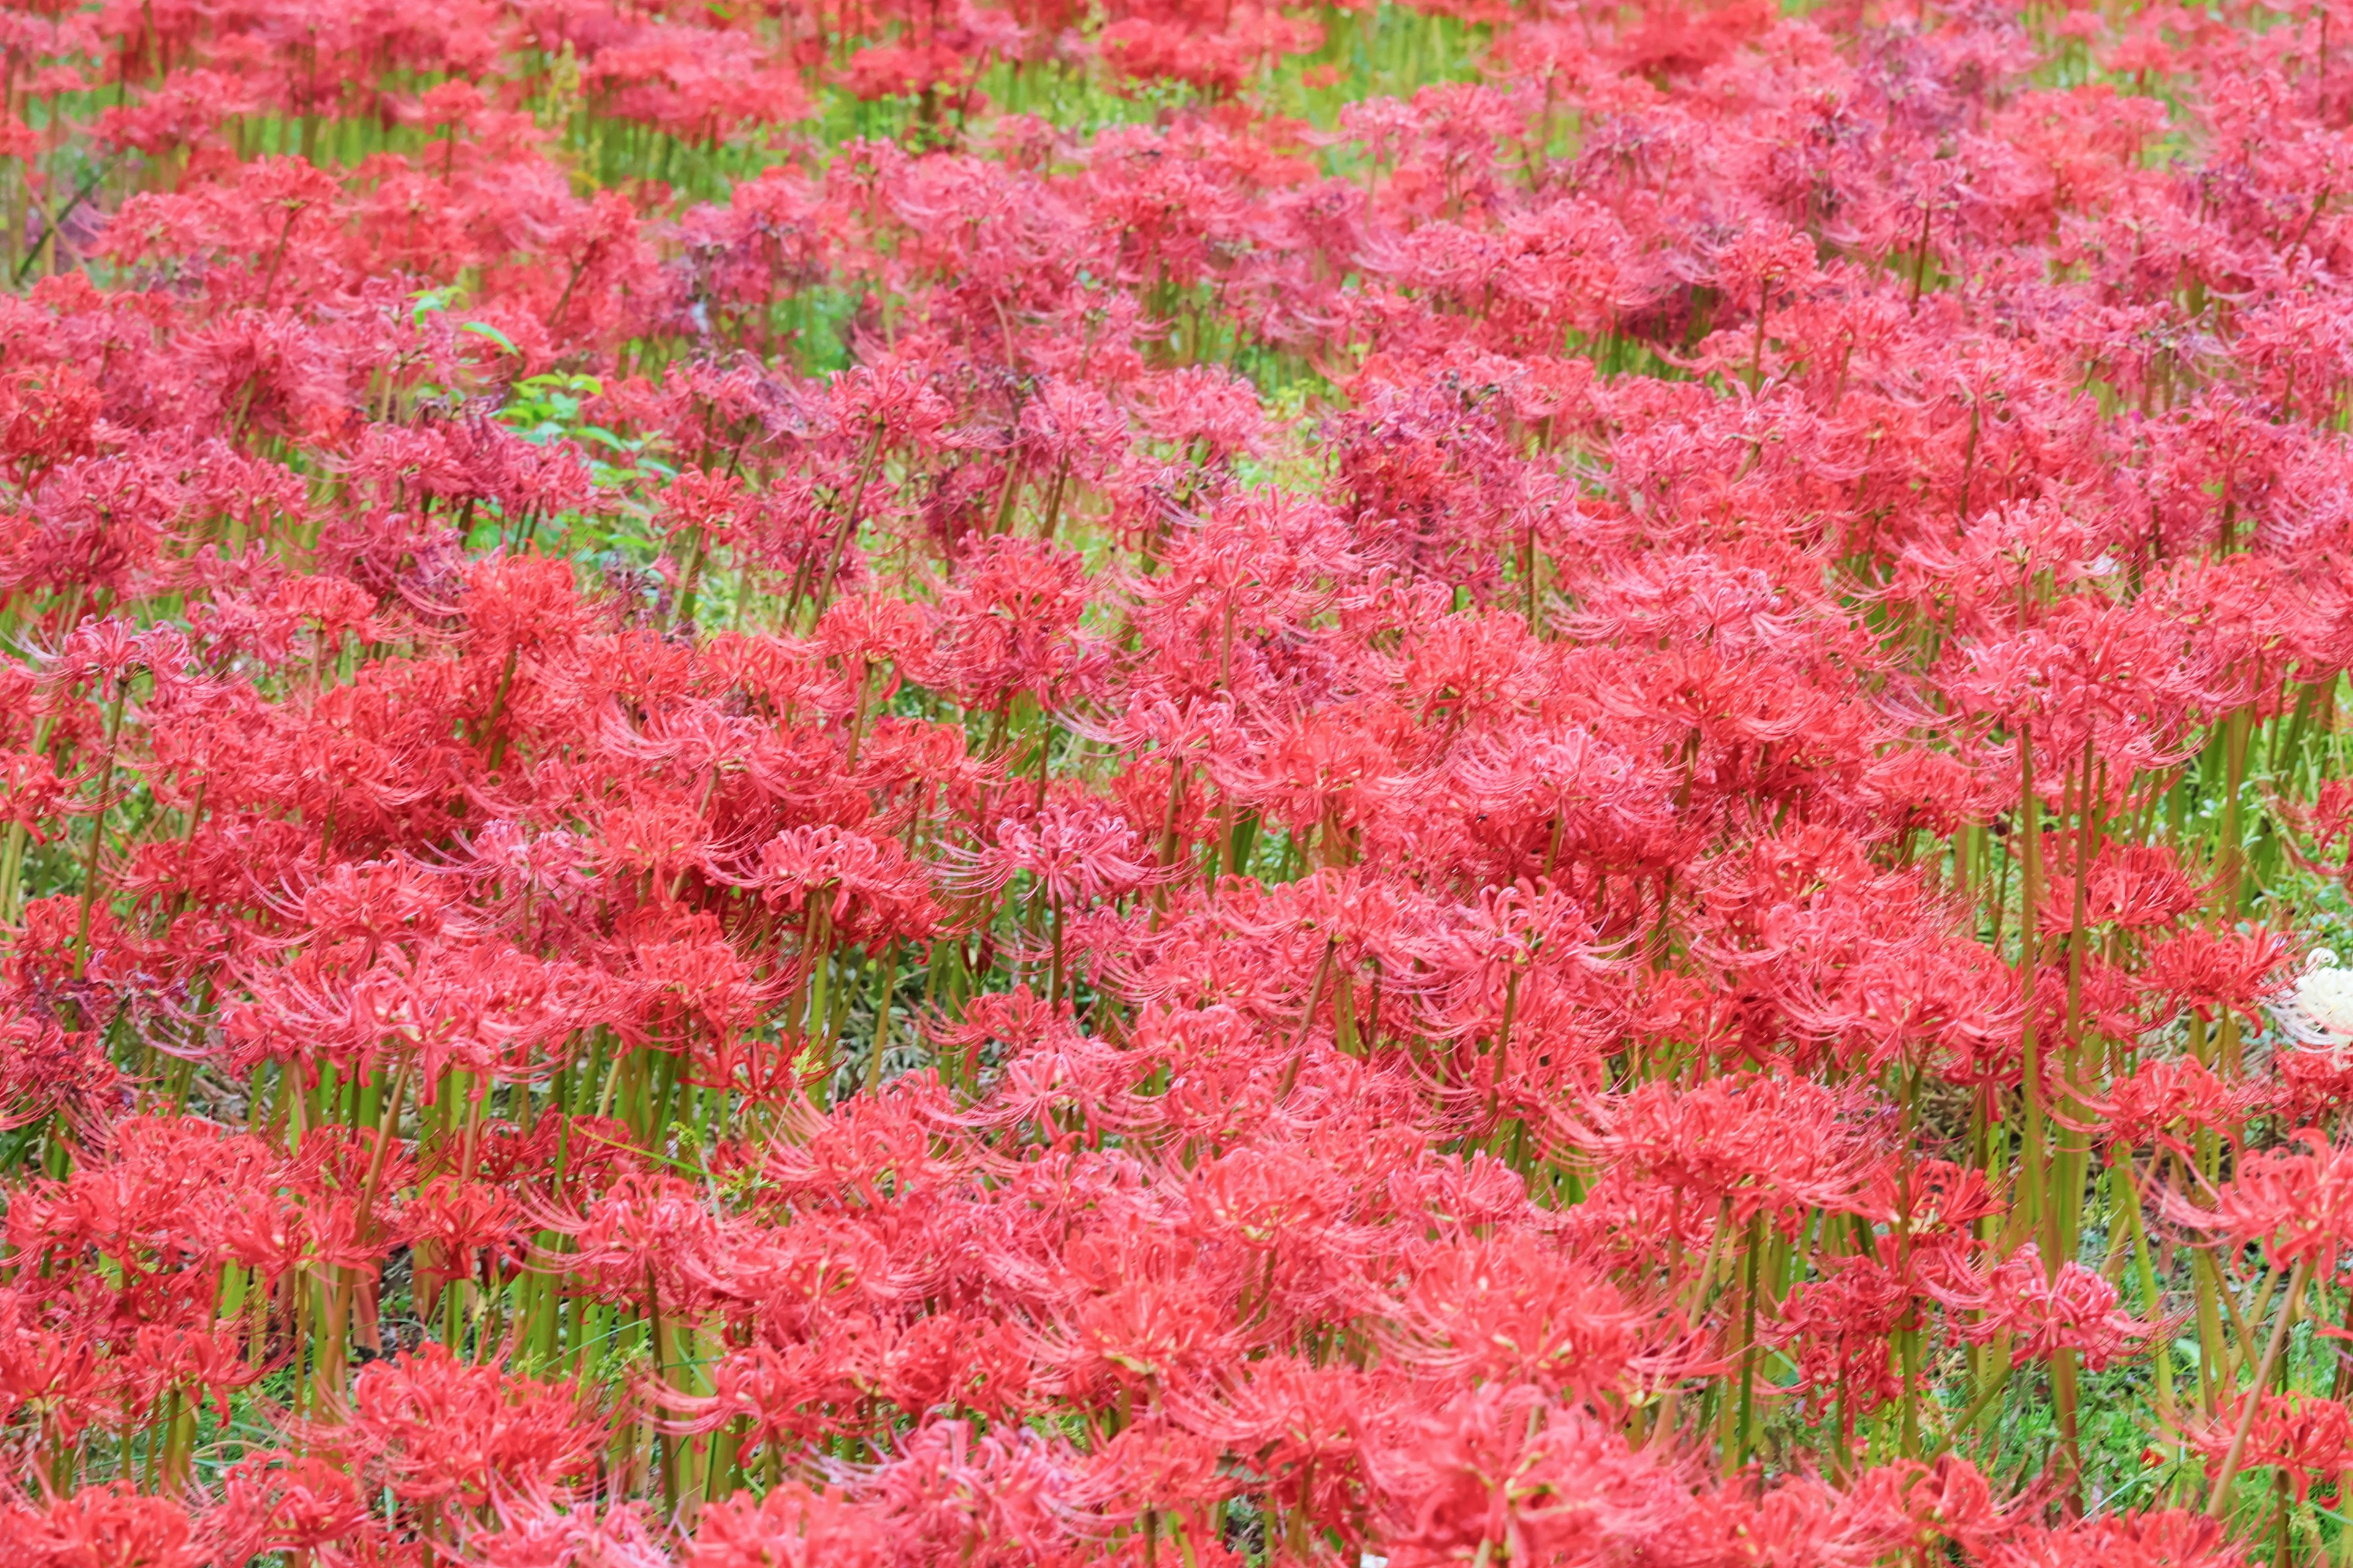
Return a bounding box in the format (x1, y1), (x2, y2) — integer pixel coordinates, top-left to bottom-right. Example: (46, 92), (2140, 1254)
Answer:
(2274, 948), (2353, 1060)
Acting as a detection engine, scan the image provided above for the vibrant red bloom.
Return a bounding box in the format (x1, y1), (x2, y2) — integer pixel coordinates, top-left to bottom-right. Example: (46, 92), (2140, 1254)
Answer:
(2169, 1129), (2353, 1272)
(344, 1344), (605, 1510)
(0, 4), (2344, 1560)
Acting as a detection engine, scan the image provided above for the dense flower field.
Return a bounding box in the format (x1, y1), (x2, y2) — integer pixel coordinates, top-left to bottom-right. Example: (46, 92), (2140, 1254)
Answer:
(10, 0), (2353, 1562)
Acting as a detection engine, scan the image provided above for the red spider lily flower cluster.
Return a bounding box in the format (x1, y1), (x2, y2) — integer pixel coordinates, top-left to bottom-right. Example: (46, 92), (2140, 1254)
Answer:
(9, 0), (2353, 1563)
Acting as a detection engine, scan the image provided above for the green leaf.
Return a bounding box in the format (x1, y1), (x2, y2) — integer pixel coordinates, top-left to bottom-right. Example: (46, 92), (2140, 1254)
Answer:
(460, 320), (521, 355)
(409, 285), (463, 324)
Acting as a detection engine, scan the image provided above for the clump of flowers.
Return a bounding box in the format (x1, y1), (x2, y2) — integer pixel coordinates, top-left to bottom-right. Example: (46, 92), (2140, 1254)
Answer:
(3, 0), (2353, 1564)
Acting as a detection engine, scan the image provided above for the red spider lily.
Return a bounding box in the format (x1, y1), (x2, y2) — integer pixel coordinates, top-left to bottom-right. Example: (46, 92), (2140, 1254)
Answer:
(2183, 1392), (2353, 1505)
(4, 0), (2353, 1559)
(1934, 1244), (2156, 1371)
(2066, 1057), (2266, 1157)
(1982, 1509), (2246, 1568)
(940, 803), (1166, 907)
(341, 1343), (607, 1512)
(688, 1482), (884, 1568)
(2168, 1130), (2353, 1273)
(1571, 1074), (1887, 1227)
(1773, 1256), (1917, 1420)
(1363, 1384), (1686, 1568)
(0, 1484), (203, 1568)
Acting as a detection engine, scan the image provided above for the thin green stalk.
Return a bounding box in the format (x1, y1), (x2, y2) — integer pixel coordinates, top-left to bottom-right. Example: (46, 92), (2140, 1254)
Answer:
(2210, 1258), (2311, 1519)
